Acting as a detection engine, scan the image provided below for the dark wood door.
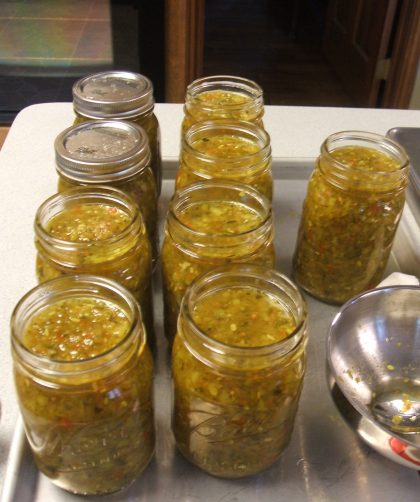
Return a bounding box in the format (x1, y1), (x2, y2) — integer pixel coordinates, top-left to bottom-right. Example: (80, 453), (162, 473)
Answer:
(323, 0), (398, 107)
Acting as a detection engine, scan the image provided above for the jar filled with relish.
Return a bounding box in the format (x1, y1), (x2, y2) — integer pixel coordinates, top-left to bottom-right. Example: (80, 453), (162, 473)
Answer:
(73, 70), (162, 192)
(293, 131), (409, 304)
(172, 264), (307, 478)
(182, 75), (265, 135)
(11, 275), (155, 495)
(55, 120), (158, 262)
(176, 119), (273, 199)
(34, 186), (155, 344)
(161, 180), (275, 344)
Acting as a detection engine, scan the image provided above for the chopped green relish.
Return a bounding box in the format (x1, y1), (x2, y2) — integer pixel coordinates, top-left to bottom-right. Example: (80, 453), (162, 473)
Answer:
(172, 285), (305, 477)
(330, 146), (400, 172)
(14, 293), (154, 494)
(47, 203), (130, 242)
(293, 145), (406, 304)
(178, 201), (263, 234)
(192, 287), (296, 347)
(23, 297), (130, 361)
(196, 90), (252, 107)
(192, 134), (259, 159)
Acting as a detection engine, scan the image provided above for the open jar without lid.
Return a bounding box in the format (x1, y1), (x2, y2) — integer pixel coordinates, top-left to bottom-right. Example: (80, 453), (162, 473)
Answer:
(11, 275), (155, 495)
(182, 75), (265, 134)
(177, 119), (273, 199)
(172, 264), (307, 478)
(292, 130), (410, 304)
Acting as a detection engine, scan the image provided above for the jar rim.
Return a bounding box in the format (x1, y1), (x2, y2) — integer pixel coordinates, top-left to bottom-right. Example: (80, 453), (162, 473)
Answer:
(321, 130), (410, 174)
(187, 74), (264, 97)
(11, 274), (143, 375)
(167, 180), (272, 239)
(185, 75), (264, 115)
(182, 119), (272, 170)
(34, 186), (145, 251)
(178, 265), (307, 369)
(182, 118), (271, 157)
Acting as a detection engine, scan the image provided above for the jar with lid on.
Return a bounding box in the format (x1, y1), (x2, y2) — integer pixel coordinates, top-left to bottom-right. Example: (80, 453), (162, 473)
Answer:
(34, 186), (155, 345)
(55, 119), (158, 262)
(172, 264), (307, 478)
(73, 70), (162, 192)
(161, 180), (275, 344)
(182, 75), (265, 135)
(11, 275), (155, 495)
(292, 131), (409, 304)
(176, 119), (273, 200)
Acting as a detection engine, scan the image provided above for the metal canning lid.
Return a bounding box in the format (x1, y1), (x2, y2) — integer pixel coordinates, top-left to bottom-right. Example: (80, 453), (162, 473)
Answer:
(73, 70), (155, 118)
(55, 120), (151, 183)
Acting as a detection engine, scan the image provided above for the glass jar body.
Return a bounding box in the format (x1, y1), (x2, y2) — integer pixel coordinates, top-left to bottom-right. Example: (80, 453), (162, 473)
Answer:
(11, 276), (155, 495)
(35, 187), (155, 342)
(292, 131), (409, 304)
(176, 119), (273, 199)
(172, 265), (307, 478)
(181, 75), (265, 136)
(161, 181), (275, 343)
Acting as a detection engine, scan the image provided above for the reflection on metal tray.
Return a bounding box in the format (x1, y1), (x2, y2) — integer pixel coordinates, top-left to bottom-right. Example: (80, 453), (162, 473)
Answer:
(1, 162), (420, 502)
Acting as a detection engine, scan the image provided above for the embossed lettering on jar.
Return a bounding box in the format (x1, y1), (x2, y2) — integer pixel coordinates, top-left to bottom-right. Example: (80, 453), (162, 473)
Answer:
(55, 119), (159, 261)
(292, 131), (409, 304)
(161, 180), (275, 344)
(177, 119), (273, 200)
(181, 75), (265, 135)
(72, 70), (162, 192)
(172, 265), (307, 478)
(11, 275), (155, 495)
(34, 186), (155, 344)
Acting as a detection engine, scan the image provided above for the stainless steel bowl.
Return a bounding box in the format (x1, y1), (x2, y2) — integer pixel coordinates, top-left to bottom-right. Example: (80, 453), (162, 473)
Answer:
(327, 285), (420, 469)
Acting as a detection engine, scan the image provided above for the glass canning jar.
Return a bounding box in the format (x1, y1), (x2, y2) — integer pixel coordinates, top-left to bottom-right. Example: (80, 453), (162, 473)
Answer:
(34, 186), (155, 345)
(292, 131), (409, 304)
(55, 120), (158, 262)
(161, 180), (275, 344)
(172, 264), (308, 478)
(73, 70), (162, 192)
(11, 275), (155, 495)
(181, 75), (264, 135)
(176, 119), (273, 199)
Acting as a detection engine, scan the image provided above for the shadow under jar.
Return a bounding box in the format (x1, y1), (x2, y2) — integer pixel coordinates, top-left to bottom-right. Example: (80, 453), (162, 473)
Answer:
(172, 264), (308, 478)
(292, 131), (409, 304)
(161, 180), (275, 345)
(73, 70), (162, 193)
(181, 75), (265, 136)
(34, 186), (155, 347)
(176, 119), (273, 200)
(11, 275), (155, 495)
(55, 120), (159, 263)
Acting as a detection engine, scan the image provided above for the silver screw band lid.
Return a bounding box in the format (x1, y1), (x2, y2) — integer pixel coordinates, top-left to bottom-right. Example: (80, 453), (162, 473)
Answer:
(73, 71), (155, 118)
(55, 120), (151, 183)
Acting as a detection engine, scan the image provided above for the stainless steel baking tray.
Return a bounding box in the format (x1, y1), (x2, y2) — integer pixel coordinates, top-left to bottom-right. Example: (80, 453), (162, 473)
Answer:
(1, 158), (419, 502)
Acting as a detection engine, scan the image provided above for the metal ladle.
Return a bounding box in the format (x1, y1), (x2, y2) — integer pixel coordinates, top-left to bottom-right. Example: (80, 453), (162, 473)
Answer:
(371, 390), (420, 433)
